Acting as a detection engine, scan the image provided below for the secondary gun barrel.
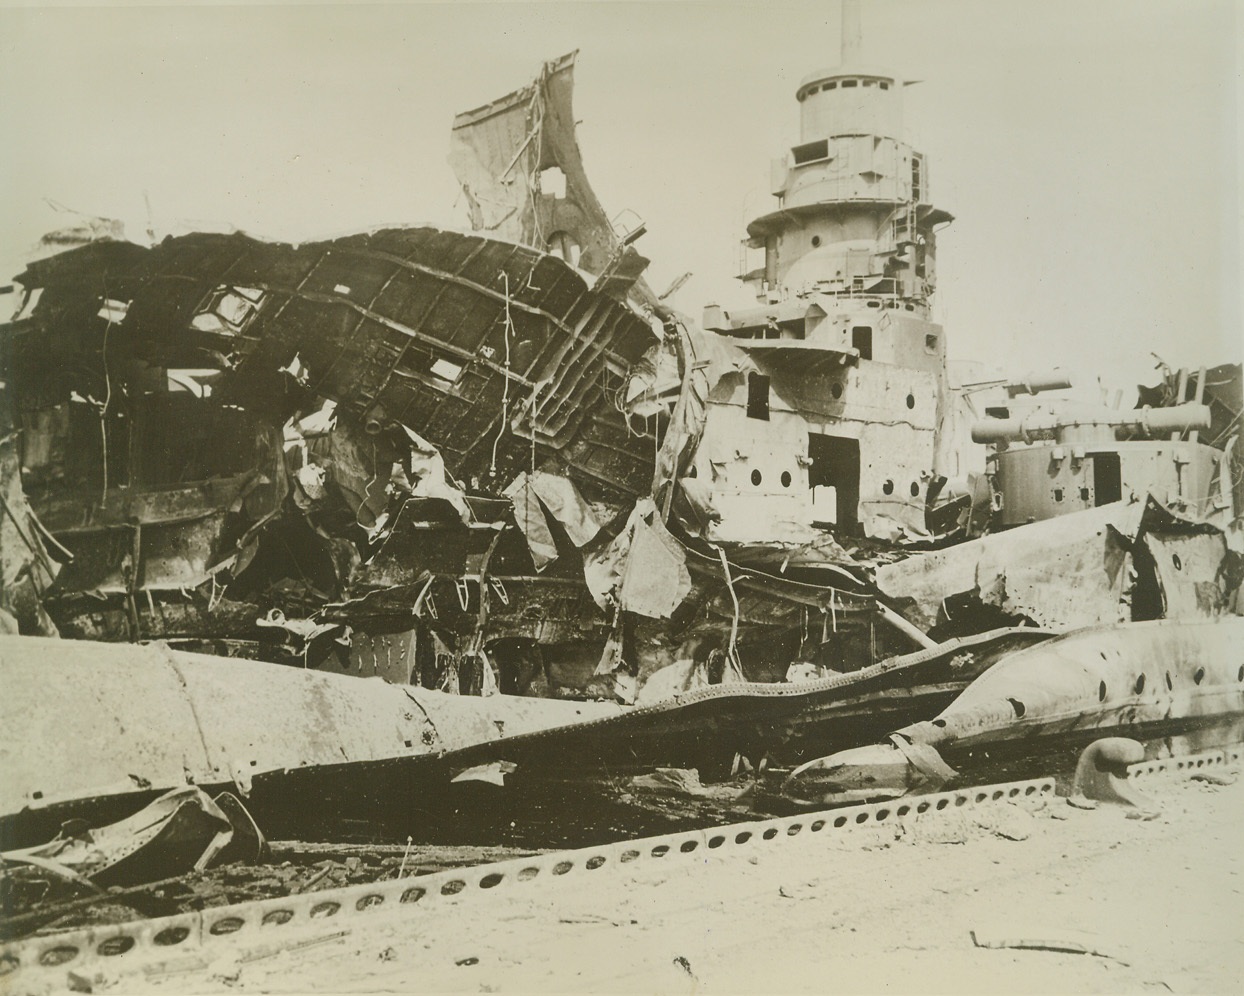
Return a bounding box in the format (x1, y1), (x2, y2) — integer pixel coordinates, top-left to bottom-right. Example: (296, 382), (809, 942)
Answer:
(971, 403), (1211, 444)
(1004, 369), (1073, 396)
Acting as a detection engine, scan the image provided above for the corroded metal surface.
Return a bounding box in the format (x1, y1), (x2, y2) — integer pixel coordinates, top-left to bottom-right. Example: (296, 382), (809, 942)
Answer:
(875, 496), (1235, 633)
(0, 635), (623, 828)
(783, 616), (1244, 804)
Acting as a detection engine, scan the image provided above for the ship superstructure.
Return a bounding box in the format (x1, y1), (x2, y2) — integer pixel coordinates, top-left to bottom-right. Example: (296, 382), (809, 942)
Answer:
(699, 1), (954, 543)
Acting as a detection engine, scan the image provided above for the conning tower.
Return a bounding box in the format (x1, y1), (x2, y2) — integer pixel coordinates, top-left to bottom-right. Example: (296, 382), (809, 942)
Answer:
(744, 16), (950, 309)
(700, 1), (955, 542)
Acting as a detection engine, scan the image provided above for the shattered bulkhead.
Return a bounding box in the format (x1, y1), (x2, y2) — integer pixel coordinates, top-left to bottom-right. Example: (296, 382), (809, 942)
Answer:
(2, 228), (662, 668)
(0, 225), (902, 700)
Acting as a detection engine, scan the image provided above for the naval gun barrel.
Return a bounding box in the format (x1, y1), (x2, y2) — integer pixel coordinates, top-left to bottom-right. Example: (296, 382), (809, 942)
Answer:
(1005, 369), (1073, 397)
(971, 403), (1211, 445)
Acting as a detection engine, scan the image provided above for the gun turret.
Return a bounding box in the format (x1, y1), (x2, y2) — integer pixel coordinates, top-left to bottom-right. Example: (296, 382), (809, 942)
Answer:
(972, 403), (1211, 446)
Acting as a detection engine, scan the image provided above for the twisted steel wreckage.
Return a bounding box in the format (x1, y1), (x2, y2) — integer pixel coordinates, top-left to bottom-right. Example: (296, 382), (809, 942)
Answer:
(1, 14), (1242, 844)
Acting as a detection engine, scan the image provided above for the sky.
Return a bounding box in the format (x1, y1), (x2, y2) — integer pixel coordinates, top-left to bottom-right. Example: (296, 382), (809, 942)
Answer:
(1, 0), (1239, 391)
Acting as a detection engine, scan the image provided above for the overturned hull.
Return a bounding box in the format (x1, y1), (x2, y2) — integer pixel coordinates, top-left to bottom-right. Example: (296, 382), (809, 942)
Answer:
(783, 616), (1244, 805)
(1, 628), (1052, 843)
(0, 635), (623, 846)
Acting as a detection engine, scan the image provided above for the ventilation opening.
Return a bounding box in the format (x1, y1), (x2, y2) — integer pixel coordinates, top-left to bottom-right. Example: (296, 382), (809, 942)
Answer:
(747, 373), (771, 421)
(851, 326), (873, 360)
(792, 139), (830, 165)
(808, 433), (860, 533)
(1089, 451), (1122, 506)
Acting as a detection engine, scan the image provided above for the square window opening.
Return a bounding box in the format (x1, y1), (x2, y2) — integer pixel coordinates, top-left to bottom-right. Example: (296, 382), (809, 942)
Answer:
(747, 373), (771, 421)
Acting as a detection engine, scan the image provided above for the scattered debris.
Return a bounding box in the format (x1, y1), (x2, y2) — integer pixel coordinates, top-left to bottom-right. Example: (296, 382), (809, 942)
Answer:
(1, 787), (265, 903)
(1069, 738), (1159, 814)
(970, 928), (1130, 966)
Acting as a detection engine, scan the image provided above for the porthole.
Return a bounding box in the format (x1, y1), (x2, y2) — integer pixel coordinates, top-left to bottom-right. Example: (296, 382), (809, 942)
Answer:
(905, 393), (915, 409)
(882, 480), (894, 495)
(209, 917), (245, 935)
(781, 471), (792, 488)
(750, 469), (762, 487)
(811, 235), (822, 248)
(1098, 681), (1107, 702)
(831, 382), (843, 400)
(910, 481), (920, 497)
(1134, 673), (1146, 694)
(155, 927), (191, 945)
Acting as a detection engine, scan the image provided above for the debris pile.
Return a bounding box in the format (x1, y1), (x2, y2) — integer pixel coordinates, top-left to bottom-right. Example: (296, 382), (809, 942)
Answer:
(0, 49), (1240, 849)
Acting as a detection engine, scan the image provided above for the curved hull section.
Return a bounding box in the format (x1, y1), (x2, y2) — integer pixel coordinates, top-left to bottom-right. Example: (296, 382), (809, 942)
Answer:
(784, 616), (1244, 805)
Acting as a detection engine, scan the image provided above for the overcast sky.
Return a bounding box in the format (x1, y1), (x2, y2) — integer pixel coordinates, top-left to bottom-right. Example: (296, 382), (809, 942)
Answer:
(1, 0), (1239, 390)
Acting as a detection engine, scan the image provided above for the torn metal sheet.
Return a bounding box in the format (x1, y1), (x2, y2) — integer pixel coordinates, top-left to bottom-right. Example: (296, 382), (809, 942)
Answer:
(449, 51), (659, 309)
(583, 498), (690, 619)
(0, 396), (59, 635)
(523, 470), (601, 547)
(875, 494), (1239, 634)
(619, 510), (692, 619)
(504, 470), (600, 570)
(505, 474), (560, 569)
(1, 787), (265, 902)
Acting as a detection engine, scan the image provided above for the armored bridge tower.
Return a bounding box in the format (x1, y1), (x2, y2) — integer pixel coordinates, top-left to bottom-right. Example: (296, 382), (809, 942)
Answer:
(700, 1), (955, 542)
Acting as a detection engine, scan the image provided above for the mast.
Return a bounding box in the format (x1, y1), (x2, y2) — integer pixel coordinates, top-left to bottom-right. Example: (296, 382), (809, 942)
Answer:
(841, 0), (862, 64)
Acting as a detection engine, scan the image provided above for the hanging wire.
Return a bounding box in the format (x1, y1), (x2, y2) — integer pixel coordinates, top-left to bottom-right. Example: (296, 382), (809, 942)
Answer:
(355, 439), (380, 529)
(490, 271), (515, 474)
(99, 294), (117, 499)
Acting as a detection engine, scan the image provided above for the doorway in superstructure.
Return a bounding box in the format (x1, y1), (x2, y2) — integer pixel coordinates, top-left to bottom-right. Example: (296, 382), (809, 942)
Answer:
(807, 433), (860, 534)
(1090, 451), (1123, 506)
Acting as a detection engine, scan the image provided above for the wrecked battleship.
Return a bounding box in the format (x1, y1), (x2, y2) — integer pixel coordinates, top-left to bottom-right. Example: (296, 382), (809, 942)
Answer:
(1, 11), (1241, 910)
